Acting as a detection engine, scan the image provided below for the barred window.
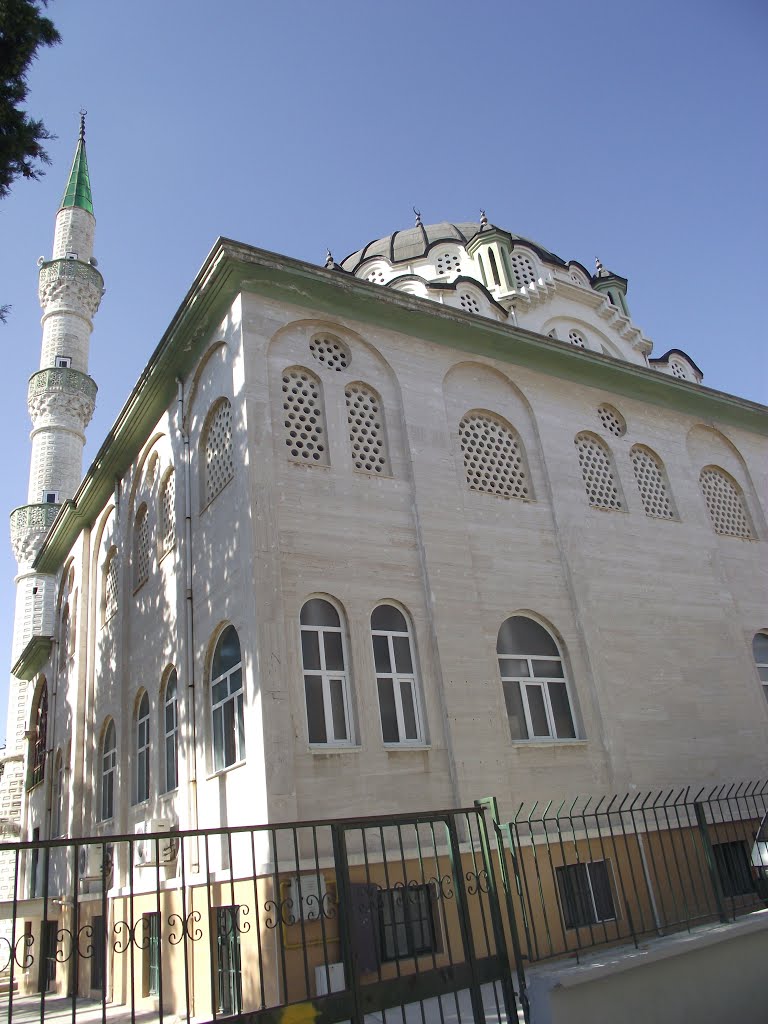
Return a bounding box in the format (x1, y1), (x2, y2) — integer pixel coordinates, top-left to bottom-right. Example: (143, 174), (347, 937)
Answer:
(345, 383), (389, 474)
(103, 550), (119, 622)
(159, 470), (176, 554)
(459, 412), (531, 500)
(556, 861), (616, 928)
(202, 399), (234, 506)
(597, 404), (626, 437)
(699, 467), (753, 539)
(574, 433), (622, 510)
(282, 367), (329, 465)
(631, 446), (675, 520)
(509, 251), (536, 288)
(133, 504), (150, 589)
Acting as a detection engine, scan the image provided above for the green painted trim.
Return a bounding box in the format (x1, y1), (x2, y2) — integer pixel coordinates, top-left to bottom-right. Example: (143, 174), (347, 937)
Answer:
(12, 636), (53, 681)
(60, 138), (93, 214)
(32, 239), (768, 574)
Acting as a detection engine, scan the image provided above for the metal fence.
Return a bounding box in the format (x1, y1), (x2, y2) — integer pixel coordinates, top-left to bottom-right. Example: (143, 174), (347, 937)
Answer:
(0, 807), (518, 1024)
(487, 780), (768, 966)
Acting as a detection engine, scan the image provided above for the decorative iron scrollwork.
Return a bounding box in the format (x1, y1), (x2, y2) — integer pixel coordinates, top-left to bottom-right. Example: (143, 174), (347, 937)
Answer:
(168, 910), (202, 945)
(465, 869), (489, 895)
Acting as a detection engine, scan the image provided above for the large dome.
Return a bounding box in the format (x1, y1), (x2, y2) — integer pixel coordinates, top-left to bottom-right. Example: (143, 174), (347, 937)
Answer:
(341, 221), (565, 272)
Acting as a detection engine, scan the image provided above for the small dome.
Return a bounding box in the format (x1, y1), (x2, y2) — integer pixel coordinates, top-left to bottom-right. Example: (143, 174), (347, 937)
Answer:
(341, 222), (564, 272)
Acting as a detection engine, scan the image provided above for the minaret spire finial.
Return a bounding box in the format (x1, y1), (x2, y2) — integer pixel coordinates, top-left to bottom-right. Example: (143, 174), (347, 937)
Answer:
(79, 108), (87, 142)
(325, 249), (335, 269)
(413, 206), (422, 228)
(480, 209), (489, 230)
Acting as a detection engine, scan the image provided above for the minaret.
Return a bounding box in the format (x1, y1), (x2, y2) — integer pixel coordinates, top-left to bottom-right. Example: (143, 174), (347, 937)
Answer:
(4, 114), (102, 776)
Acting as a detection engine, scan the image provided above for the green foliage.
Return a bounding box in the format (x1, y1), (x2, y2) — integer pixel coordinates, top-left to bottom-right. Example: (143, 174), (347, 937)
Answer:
(0, 0), (60, 199)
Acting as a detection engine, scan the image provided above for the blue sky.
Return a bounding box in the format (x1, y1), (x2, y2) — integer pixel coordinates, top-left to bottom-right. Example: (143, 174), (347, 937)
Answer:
(0, 0), (766, 739)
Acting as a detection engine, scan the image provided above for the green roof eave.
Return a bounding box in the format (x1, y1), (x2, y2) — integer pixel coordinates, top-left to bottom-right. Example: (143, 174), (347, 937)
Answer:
(60, 139), (93, 214)
(32, 238), (768, 574)
(12, 635), (53, 681)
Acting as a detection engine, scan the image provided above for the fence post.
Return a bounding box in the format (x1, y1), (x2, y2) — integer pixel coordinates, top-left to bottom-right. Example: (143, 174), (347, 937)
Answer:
(445, 813), (488, 1024)
(330, 824), (364, 1024)
(693, 801), (728, 924)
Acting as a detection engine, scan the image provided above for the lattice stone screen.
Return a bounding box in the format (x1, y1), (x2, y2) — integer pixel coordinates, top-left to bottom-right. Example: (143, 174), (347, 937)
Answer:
(436, 251), (461, 276)
(133, 506), (150, 588)
(510, 252), (536, 288)
(160, 471), (176, 553)
(631, 446), (675, 519)
(345, 383), (389, 474)
(366, 268), (386, 284)
(459, 292), (481, 313)
(568, 330), (586, 349)
(597, 404), (626, 437)
(309, 335), (349, 371)
(699, 467), (753, 538)
(574, 433), (623, 510)
(203, 400), (234, 505)
(104, 553), (119, 621)
(459, 413), (531, 499)
(669, 360), (689, 380)
(282, 368), (329, 464)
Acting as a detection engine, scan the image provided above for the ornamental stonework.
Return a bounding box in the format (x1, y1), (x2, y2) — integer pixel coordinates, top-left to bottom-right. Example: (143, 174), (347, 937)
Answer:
(9, 503), (59, 566)
(38, 259), (104, 318)
(27, 368), (97, 428)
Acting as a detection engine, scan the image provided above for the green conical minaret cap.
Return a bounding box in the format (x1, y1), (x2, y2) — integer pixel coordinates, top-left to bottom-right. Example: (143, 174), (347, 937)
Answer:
(60, 112), (93, 214)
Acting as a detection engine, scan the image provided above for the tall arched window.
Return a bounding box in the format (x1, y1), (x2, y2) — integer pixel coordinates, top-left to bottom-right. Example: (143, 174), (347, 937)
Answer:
(574, 432), (623, 510)
(103, 549), (119, 622)
(345, 383), (390, 475)
(163, 669), (179, 792)
(159, 470), (176, 554)
(134, 692), (150, 804)
(699, 466), (753, 539)
(753, 633), (768, 704)
(630, 445), (676, 520)
(497, 617), (576, 740)
(51, 750), (63, 837)
(202, 398), (234, 506)
(281, 367), (329, 465)
(100, 720), (117, 821)
(459, 412), (532, 500)
(300, 599), (352, 745)
(371, 605), (423, 745)
(211, 626), (245, 771)
(29, 683), (48, 787)
(133, 504), (150, 589)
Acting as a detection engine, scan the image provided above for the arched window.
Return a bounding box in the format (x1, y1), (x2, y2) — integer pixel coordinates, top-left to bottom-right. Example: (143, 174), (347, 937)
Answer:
(29, 683), (48, 787)
(371, 605), (423, 745)
(202, 398), (234, 506)
(281, 367), (329, 465)
(211, 626), (245, 771)
(100, 721), (117, 821)
(459, 412), (532, 500)
(630, 445), (675, 520)
(134, 692), (150, 804)
(699, 466), (753, 539)
(159, 470), (176, 554)
(59, 605), (71, 675)
(497, 617), (576, 740)
(51, 750), (63, 837)
(103, 549), (119, 622)
(753, 633), (768, 704)
(509, 251), (537, 288)
(133, 504), (150, 589)
(163, 669), (179, 792)
(345, 383), (389, 474)
(574, 433), (623, 510)
(597, 405), (626, 438)
(300, 599), (352, 745)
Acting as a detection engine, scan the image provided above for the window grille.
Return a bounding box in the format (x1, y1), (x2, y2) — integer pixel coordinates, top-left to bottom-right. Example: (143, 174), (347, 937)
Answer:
(215, 907), (243, 1016)
(597, 404), (626, 437)
(459, 292), (481, 313)
(211, 627), (245, 771)
(371, 605), (423, 745)
(134, 692), (150, 804)
(752, 633), (768, 704)
(567, 330), (586, 348)
(104, 551), (119, 622)
(556, 862), (616, 928)
(309, 334), (349, 371)
(345, 383), (389, 474)
(203, 399), (234, 505)
(378, 885), (437, 961)
(436, 251), (461, 276)
(300, 599), (352, 745)
(631, 446), (675, 519)
(282, 368), (329, 464)
(497, 616), (576, 740)
(509, 251), (536, 288)
(133, 505), (150, 589)
(160, 471), (176, 553)
(699, 467), (753, 538)
(459, 413), (531, 500)
(101, 721), (116, 821)
(574, 433), (622, 510)
(144, 914), (161, 996)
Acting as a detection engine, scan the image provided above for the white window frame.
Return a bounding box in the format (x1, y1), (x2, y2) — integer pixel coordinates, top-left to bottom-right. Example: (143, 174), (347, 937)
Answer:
(300, 602), (353, 747)
(211, 631), (245, 772)
(134, 693), (150, 805)
(371, 607), (424, 746)
(555, 860), (617, 929)
(101, 722), (117, 821)
(163, 671), (179, 791)
(499, 654), (575, 740)
(753, 632), (768, 704)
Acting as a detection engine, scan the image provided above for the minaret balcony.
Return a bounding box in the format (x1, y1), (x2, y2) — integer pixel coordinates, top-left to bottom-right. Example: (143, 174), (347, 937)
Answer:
(9, 503), (61, 565)
(27, 367), (97, 427)
(38, 258), (104, 317)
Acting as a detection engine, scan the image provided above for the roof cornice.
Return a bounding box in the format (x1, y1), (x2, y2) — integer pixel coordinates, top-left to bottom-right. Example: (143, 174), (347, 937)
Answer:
(33, 239), (768, 573)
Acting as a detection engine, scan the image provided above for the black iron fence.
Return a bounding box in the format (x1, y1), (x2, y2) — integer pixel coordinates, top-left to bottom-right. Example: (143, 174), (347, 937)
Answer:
(486, 780), (768, 966)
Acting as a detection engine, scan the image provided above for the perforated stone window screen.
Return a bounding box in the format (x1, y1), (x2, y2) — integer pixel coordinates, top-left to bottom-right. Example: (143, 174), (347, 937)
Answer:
(631, 446), (675, 520)
(104, 552), (118, 621)
(669, 360), (689, 380)
(574, 433), (622, 510)
(345, 383), (389, 475)
(699, 467), (753, 538)
(459, 413), (531, 500)
(367, 268), (386, 285)
(133, 506), (150, 589)
(547, 329), (558, 339)
(597, 404), (626, 437)
(144, 453), (158, 486)
(459, 292), (481, 314)
(570, 272), (587, 287)
(203, 399), (234, 506)
(568, 330), (586, 349)
(160, 471), (176, 553)
(436, 251), (462, 276)
(309, 334), (349, 371)
(282, 368), (329, 464)
(510, 251), (537, 288)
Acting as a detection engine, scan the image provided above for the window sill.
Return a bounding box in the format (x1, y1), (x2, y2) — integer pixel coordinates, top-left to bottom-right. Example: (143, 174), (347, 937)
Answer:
(383, 744), (430, 752)
(206, 759), (246, 781)
(511, 739), (588, 749)
(308, 745), (362, 755)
